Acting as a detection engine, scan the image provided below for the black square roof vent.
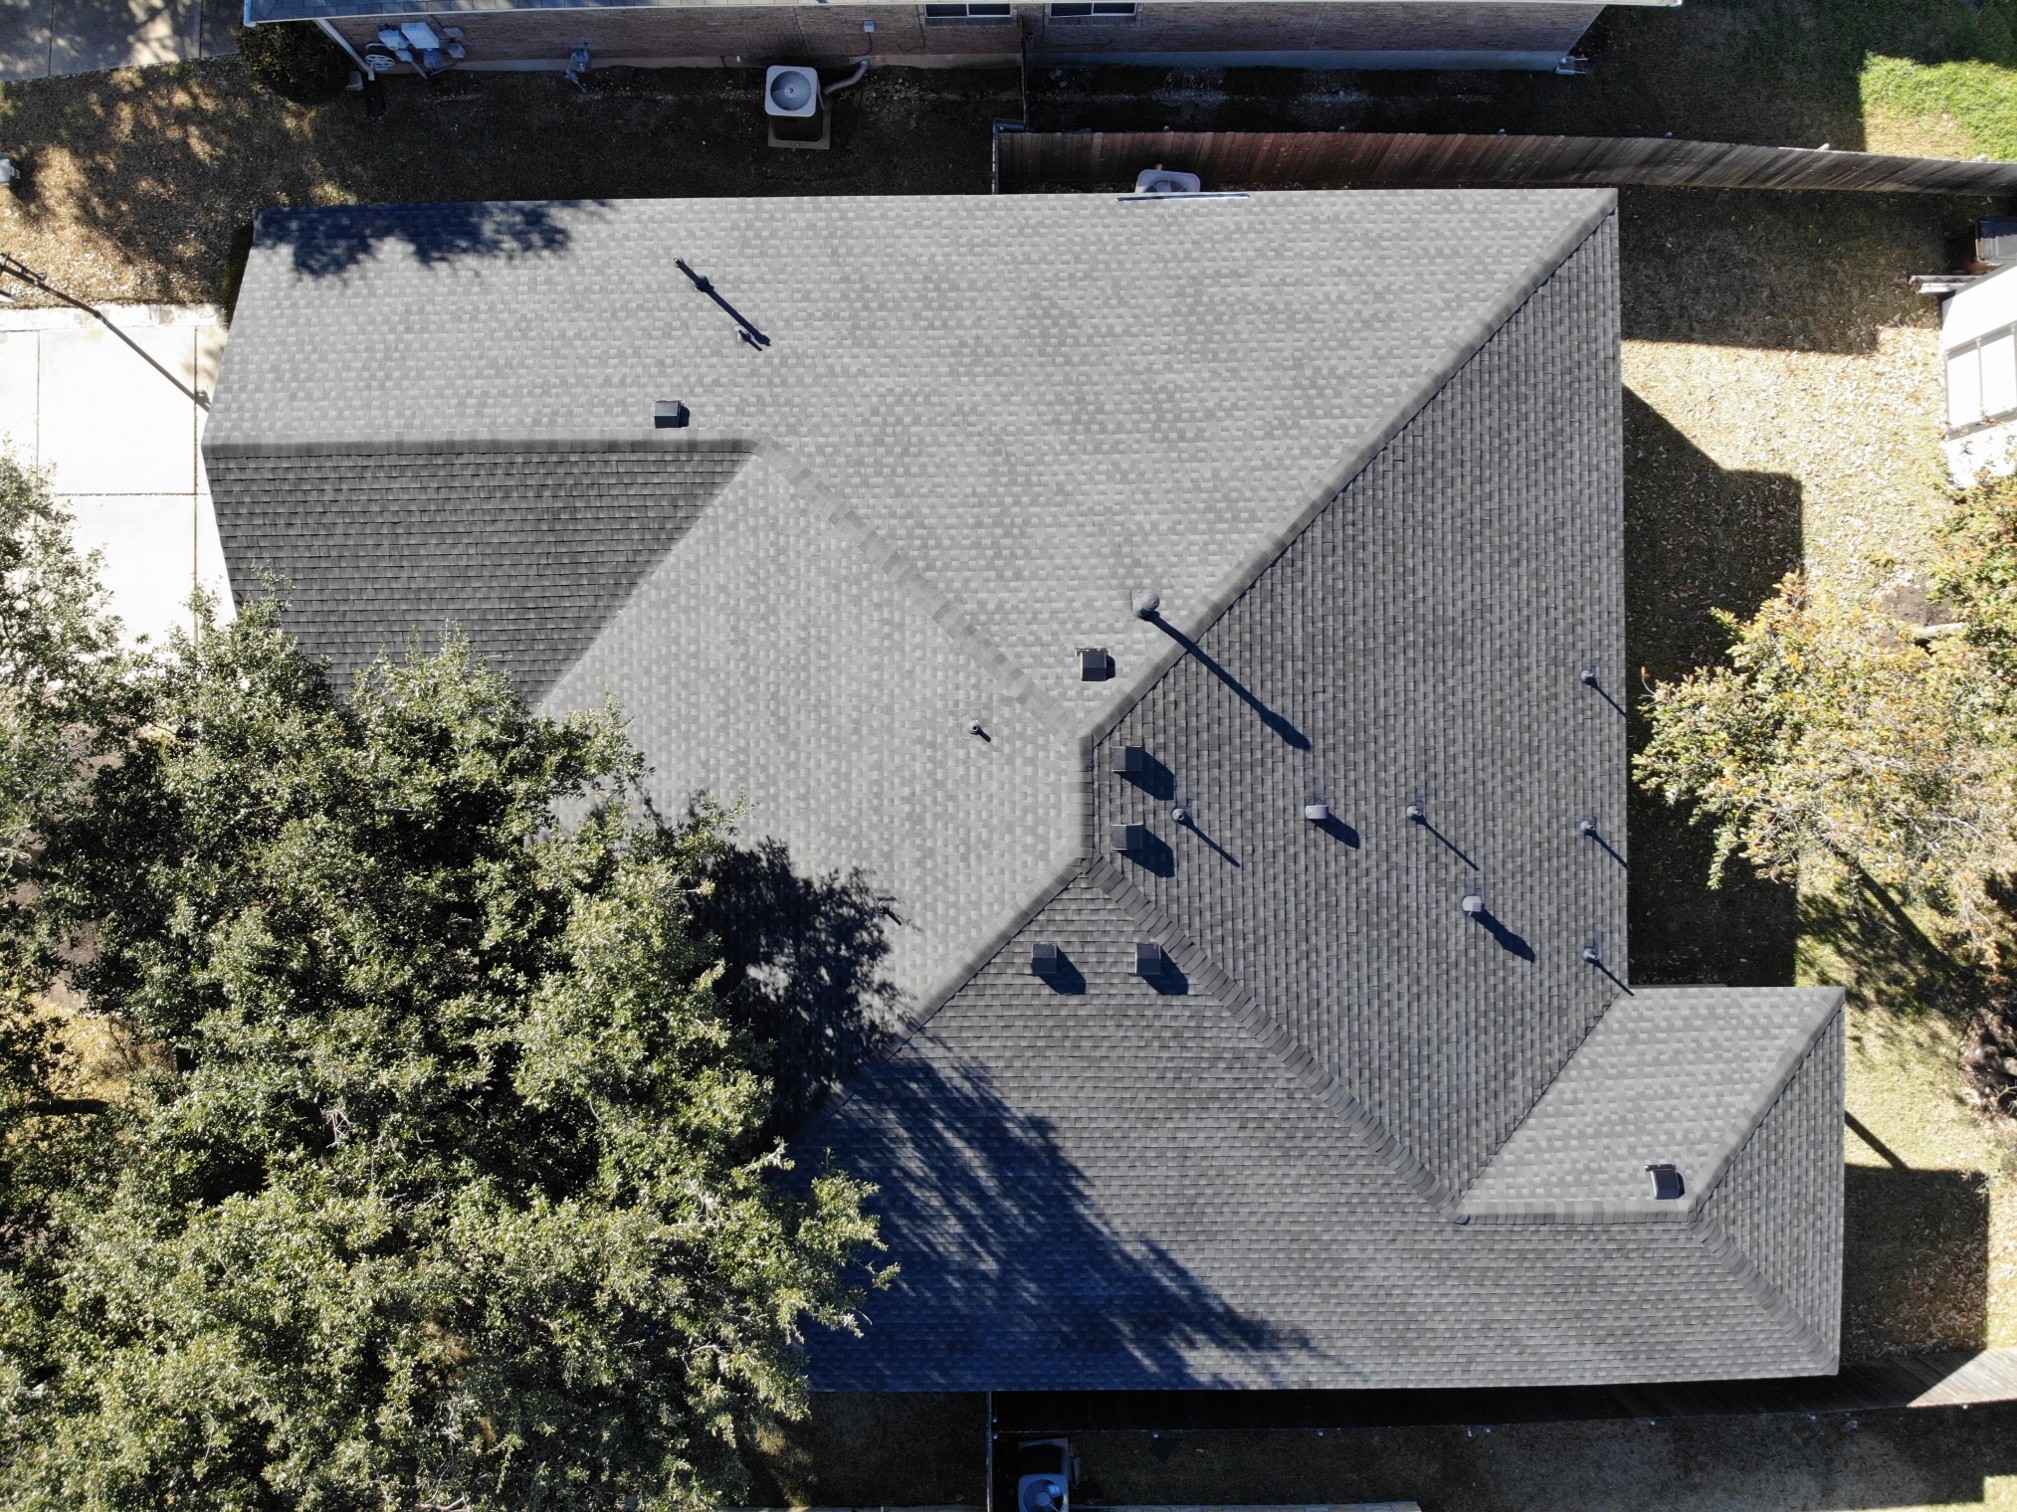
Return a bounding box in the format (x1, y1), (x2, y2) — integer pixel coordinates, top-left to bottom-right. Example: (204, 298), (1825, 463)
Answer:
(1031, 941), (1061, 976)
(1135, 941), (1167, 976)
(653, 400), (691, 429)
(1646, 1163), (1685, 1201)
(1110, 823), (1147, 855)
(1080, 648), (1114, 681)
(1112, 744), (1148, 777)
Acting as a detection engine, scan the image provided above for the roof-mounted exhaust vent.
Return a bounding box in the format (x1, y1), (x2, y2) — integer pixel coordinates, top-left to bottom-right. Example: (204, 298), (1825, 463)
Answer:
(1113, 745), (1149, 778)
(1581, 944), (1603, 966)
(1579, 664), (1600, 688)
(1134, 168), (1203, 195)
(1110, 823), (1148, 856)
(1646, 1162), (1685, 1200)
(653, 400), (691, 429)
(1031, 941), (1062, 977)
(1578, 817), (1599, 839)
(1406, 802), (1426, 824)
(1080, 647), (1114, 681)
(1131, 589), (1161, 620)
(1304, 800), (1330, 822)
(1461, 892), (1485, 917)
(1135, 941), (1168, 976)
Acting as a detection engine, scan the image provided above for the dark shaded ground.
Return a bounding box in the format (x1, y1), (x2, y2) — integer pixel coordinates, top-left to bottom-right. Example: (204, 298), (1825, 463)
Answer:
(1024, 0), (2017, 147)
(1061, 1407), (2017, 1511)
(746, 1392), (986, 1506)
(0, 62), (1017, 308)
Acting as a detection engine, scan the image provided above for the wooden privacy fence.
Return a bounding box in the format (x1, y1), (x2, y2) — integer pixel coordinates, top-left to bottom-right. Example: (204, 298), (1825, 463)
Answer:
(995, 129), (2017, 196)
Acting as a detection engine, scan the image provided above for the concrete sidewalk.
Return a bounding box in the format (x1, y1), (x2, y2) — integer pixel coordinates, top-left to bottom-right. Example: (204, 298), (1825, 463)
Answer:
(0, 302), (231, 646)
(1, 0), (234, 82)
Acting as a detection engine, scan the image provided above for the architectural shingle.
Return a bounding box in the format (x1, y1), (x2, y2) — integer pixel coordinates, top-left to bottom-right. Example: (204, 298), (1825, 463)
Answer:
(206, 189), (1845, 1391)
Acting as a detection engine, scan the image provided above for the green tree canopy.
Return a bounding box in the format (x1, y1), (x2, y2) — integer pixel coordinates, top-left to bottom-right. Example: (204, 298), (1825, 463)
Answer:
(0, 457), (880, 1509)
(1636, 476), (2017, 962)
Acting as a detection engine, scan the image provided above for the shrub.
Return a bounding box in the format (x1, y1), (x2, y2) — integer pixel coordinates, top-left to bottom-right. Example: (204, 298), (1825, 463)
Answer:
(233, 20), (350, 105)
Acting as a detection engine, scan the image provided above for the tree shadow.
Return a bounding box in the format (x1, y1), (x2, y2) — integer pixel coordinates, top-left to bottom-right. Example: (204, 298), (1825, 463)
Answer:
(802, 1050), (1324, 1392)
(0, 64), (1016, 310)
(255, 200), (601, 277)
(1624, 388), (1804, 985)
(696, 838), (1322, 1393)
(691, 832), (906, 1136)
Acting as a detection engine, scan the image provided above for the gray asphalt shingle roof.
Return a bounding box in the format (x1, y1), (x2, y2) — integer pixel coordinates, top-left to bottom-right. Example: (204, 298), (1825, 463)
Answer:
(206, 189), (1844, 1391)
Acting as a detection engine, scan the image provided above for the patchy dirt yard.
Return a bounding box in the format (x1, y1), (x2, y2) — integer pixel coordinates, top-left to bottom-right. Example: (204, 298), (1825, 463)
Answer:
(1612, 184), (2017, 1373)
(0, 61), (1015, 309)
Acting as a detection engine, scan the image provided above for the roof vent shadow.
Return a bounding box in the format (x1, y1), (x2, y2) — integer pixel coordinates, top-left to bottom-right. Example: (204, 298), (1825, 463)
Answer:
(1134, 941), (1188, 995)
(1031, 941), (1085, 994)
(1111, 744), (1173, 799)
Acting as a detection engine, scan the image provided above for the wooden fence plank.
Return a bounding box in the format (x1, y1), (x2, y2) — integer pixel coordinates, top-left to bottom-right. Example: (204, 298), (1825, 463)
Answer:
(997, 130), (2017, 197)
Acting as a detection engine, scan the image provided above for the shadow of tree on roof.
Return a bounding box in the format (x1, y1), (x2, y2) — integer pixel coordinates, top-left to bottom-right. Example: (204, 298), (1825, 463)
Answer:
(691, 831), (906, 1139)
(685, 832), (1315, 1389)
(256, 199), (608, 278)
(800, 1048), (1331, 1391)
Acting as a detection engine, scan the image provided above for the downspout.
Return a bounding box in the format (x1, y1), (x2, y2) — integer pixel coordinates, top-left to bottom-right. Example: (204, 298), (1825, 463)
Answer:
(313, 15), (373, 77)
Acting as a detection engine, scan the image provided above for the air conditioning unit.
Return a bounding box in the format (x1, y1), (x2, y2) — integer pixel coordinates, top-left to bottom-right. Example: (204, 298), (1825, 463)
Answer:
(1016, 1438), (1071, 1512)
(765, 65), (830, 150)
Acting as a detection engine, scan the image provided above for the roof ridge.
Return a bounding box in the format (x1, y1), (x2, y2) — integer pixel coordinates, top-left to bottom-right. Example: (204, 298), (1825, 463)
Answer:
(747, 439), (1075, 739)
(1696, 1210), (1841, 1373)
(1082, 195), (1619, 753)
(1458, 986), (1846, 1219)
(1083, 855), (1456, 1212)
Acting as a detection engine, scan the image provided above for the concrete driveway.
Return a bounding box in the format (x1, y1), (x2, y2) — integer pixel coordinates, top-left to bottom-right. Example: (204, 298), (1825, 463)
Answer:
(1, 0), (233, 81)
(0, 302), (231, 646)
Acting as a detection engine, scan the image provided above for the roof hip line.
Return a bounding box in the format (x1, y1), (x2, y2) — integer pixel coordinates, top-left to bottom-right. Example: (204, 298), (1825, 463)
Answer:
(1083, 855), (1458, 1213)
(1082, 195), (1620, 753)
(746, 438), (1076, 739)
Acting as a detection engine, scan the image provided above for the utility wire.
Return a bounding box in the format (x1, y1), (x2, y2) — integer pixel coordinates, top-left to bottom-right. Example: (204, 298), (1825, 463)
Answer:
(0, 251), (210, 410)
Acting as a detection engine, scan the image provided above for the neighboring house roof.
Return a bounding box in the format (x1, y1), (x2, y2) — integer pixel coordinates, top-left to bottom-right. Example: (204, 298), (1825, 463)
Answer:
(205, 189), (1845, 1391)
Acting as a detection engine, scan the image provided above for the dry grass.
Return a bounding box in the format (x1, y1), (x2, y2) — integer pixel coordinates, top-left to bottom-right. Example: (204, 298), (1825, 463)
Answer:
(1611, 183), (2017, 1367)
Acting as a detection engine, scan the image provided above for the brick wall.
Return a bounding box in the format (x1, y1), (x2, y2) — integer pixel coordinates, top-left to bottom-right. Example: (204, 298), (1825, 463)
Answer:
(331, 2), (1602, 68)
